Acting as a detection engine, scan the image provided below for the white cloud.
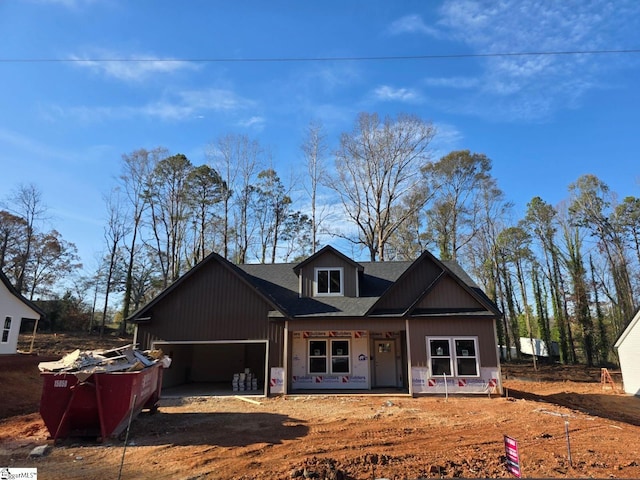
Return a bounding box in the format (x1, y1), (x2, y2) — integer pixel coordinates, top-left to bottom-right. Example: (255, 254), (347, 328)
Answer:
(236, 116), (266, 129)
(373, 85), (422, 103)
(177, 88), (252, 113)
(43, 88), (255, 123)
(69, 52), (200, 82)
(290, 62), (362, 96)
(430, 123), (464, 155)
(423, 77), (479, 89)
(0, 127), (75, 162)
(388, 14), (439, 37)
(431, 0), (640, 121)
(138, 88), (255, 121)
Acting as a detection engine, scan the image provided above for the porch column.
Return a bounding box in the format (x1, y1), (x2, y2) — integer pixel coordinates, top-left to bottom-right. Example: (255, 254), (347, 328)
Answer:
(283, 320), (289, 395)
(405, 319), (413, 396)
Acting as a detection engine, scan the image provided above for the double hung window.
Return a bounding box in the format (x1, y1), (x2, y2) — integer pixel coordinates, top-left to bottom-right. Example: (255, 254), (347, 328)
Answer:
(314, 267), (343, 296)
(427, 337), (479, 377)
(309, 339), (350, 374)
(2, 317), (11, 343)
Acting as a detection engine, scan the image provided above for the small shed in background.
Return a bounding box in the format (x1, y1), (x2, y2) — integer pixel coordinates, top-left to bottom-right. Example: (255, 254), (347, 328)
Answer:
(614, 308), (640, 396)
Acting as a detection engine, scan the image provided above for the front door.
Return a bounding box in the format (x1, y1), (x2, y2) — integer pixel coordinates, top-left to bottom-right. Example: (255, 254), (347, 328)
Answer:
(374, 340), (397, 387)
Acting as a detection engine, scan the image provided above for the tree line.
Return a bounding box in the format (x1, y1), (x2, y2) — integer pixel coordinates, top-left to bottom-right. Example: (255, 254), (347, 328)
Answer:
(1, 112), (638, 366)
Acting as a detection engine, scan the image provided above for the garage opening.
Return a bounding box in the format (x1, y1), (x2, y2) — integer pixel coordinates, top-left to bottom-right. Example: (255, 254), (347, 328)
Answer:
(152, 340), (268, 397)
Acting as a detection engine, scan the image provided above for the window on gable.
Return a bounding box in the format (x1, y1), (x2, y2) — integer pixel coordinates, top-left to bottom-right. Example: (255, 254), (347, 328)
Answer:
(427, 337), (479, 377)
(314, 267), (343, 296)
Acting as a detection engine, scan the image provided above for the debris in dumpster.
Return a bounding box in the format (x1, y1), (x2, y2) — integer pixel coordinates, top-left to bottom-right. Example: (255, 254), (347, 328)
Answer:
(38, 344), (172, 377)
(39, 345), (171, 441)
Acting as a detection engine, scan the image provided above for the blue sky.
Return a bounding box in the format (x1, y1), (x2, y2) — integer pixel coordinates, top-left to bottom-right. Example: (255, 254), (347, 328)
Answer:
(1, 0), (639, 271)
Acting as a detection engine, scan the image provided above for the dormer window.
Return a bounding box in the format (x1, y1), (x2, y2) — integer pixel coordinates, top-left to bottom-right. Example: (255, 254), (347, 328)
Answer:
(314, 267), (343, 296)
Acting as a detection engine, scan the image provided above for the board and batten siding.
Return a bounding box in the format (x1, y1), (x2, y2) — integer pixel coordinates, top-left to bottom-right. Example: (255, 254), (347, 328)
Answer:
(416, 275), (486, 310)
(373, 260), (442, 312)
(135, 258), (284, 367)
(407, 317), (499, 369)
(614, 310), (640, 396)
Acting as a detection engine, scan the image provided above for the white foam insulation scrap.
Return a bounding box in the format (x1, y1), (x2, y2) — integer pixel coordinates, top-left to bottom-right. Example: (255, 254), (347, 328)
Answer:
(38, 345), (172, 377)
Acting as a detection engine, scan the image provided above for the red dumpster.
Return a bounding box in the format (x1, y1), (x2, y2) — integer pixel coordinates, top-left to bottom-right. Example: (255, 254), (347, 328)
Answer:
(40, 362), (163, 441)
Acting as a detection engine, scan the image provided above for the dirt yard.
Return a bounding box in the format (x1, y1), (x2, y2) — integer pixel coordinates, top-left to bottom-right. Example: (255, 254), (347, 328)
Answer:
(1, 333), (639, 479)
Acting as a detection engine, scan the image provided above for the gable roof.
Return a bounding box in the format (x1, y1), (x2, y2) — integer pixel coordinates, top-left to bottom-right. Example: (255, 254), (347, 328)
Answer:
(363, 249), (501, 317)
(0, 269), (45, 318)
(128, 248), (501, 322)
(127, 251), (288, 322)
(614, 307), (640, 348)
(293, 245), (364, 274)
(240, 250), (500, 319)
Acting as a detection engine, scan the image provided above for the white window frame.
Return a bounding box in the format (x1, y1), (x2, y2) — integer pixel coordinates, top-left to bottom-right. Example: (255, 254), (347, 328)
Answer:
(2, 316), (11, 343)
(314, 267), (344, 296)
(426, 336), (480, 377)
(308, 338), (351, 375)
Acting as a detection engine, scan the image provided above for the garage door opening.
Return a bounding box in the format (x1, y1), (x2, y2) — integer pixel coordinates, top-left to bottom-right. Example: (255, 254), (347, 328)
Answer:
(152, 340), (268, 397)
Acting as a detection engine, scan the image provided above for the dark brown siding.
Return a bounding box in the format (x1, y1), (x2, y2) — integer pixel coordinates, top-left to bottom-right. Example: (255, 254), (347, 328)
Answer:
(136, 258), (284, 368)
(373, 257), (442, 312)
(299, 251), (358, 297)
(407, 317), (498, 368)
(417, 275), (484, 309)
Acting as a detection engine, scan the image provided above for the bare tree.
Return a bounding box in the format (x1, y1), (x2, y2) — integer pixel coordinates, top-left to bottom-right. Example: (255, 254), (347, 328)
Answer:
(422, 150), (493, 261)
(26, 230), (81, 301)
(185, 164), (225, 265)
(118, 147), (164, 324)
(560, 219), (595, 366)
(253, 168), (293, 263)
(467, 183), (512, 358)
(333, 112), (436, 261)
(569, 175), (635, 334)
(614, 196), (640, 298)
(385, 189), (430, 260)
(497, 225), (537, 370)
(525, 196), (569, 363)
(3, 184), (48, 293)
(100, 190), (129, 337)
(145, 153), (193, 285)
(301, 120), (329, 253)
(210, 134), (263, 263)
(0, 210), (28, 276)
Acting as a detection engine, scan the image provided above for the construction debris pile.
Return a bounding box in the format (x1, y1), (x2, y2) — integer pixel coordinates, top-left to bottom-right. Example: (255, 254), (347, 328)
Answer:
(38, 344), (172, 380)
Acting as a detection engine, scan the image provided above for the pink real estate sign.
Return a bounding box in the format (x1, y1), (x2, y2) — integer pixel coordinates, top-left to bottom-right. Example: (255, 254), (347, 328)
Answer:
(504, 435), (522, 478)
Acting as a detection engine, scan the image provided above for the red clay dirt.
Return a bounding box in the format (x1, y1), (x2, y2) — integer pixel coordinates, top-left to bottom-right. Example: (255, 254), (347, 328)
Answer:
(1, 333), (639, 479)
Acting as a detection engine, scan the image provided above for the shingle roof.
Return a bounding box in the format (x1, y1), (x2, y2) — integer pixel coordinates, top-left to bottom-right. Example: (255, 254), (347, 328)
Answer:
(237, 257), (499, 318)
(128, 249), (501, 322)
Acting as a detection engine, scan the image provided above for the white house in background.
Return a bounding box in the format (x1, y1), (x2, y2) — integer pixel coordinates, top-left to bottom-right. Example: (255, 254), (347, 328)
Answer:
(614, 308), (640, 396)
(0, 270), (44, 355)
